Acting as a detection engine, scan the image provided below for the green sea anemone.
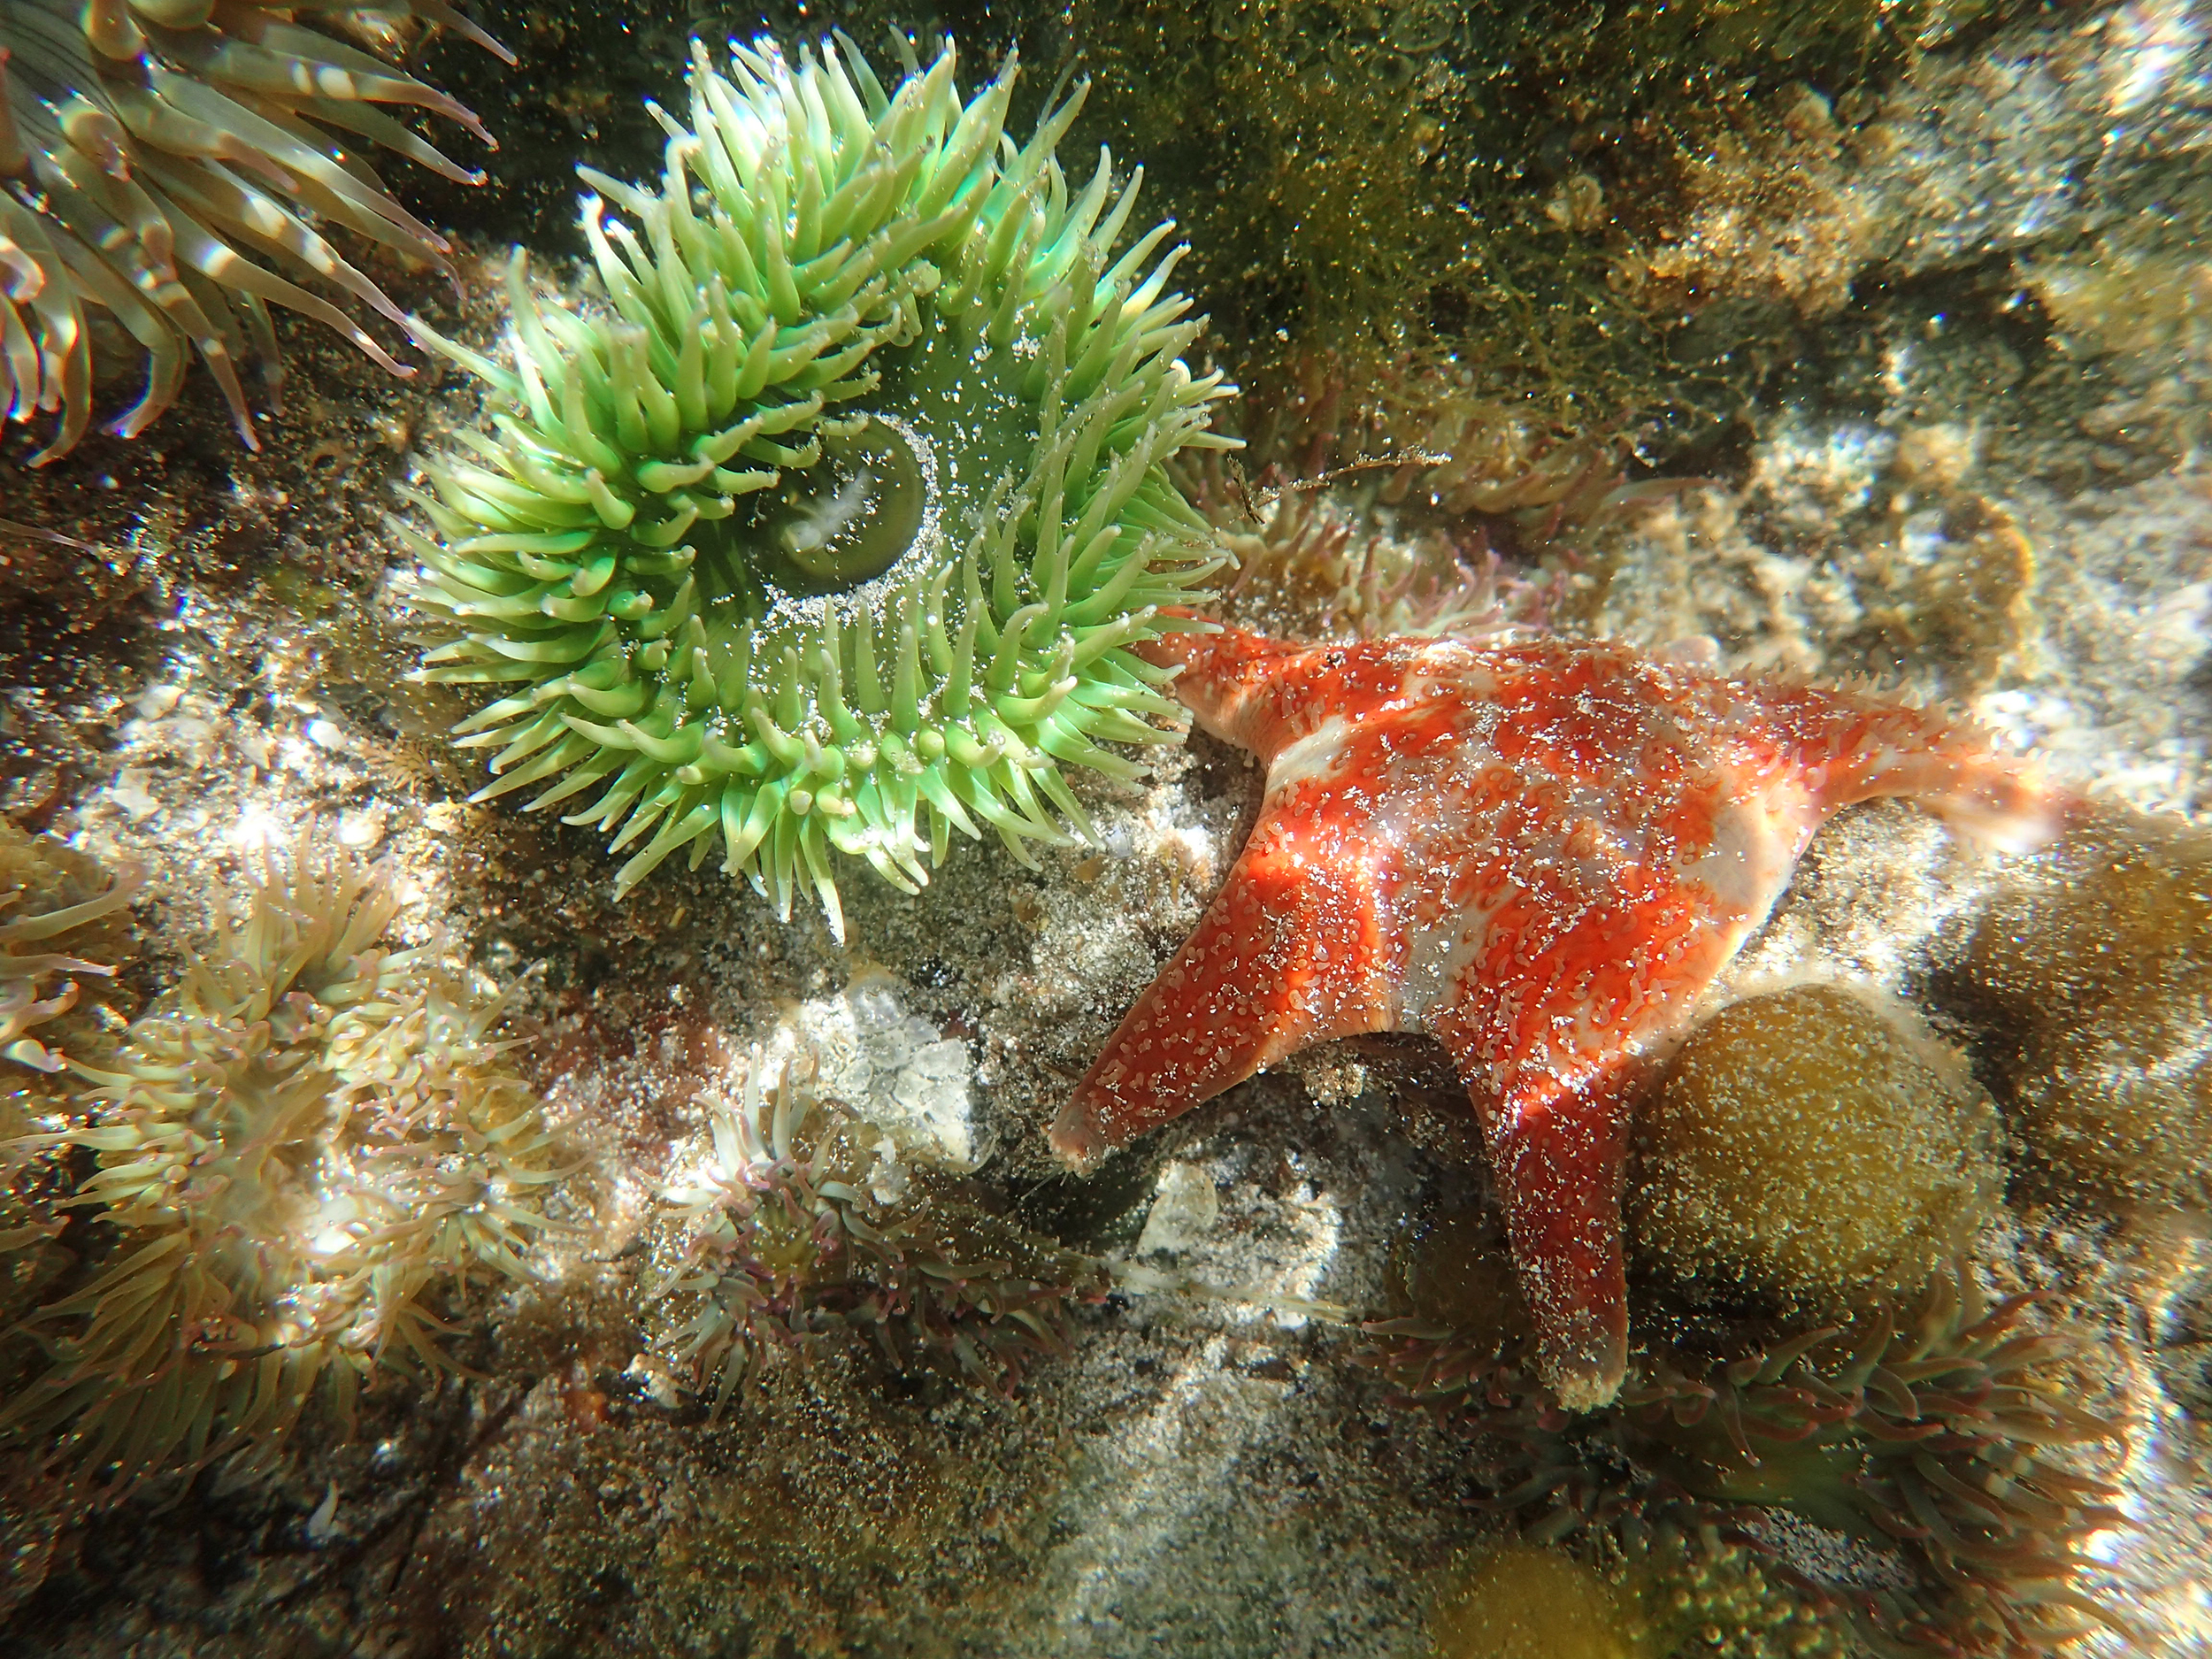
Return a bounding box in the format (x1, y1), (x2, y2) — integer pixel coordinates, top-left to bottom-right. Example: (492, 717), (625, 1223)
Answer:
(0, 828), (562, 1490)
(654, 1040), (1109, 1410)
(396, 35), (1236, 939)
(0, 0), (508, 462)
(1363, 1254), (2127, 1658)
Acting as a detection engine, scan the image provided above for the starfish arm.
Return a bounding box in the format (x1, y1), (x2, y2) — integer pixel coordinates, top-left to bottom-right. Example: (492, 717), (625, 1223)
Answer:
(1135, 625), (1309, 754)
(1481, 1068), (1636, 1414)
(1423, 879), (1729, 1414)
(1059, 620), (2067, 1418)
(1139, 626), (1426, 763)
(1768, 686), (2067, 850)
(1051, 824), (1395, 1170)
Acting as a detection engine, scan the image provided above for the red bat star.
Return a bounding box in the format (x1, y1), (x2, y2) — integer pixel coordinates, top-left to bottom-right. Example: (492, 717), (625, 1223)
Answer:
(1053, 623), (2059, 1409)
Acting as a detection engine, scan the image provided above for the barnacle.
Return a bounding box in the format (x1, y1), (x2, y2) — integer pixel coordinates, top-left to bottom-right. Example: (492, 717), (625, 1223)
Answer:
(0, 818), (140, 1080)
(0, 828), (562, 1489)
(396, 35), (1236, 941)
(1363, 1252), (2126, 1657)
(653, 1041), (1108, 1410)
(0, 0), (509, 462)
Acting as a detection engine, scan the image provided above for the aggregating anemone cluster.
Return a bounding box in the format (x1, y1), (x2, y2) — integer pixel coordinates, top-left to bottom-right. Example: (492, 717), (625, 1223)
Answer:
(1190, 465), (1542, 644)
(0, 819), (139, 1087)
(0, 825), (141, 1409)
(1367, 1248), (2125, 1659)
(0, 830), (563, 1490)
(0, 0), (508, 460)
(1367, 964), (2144, 1657)
(397, 35), (1236, 938)
(653, 1038), (1110, 1409)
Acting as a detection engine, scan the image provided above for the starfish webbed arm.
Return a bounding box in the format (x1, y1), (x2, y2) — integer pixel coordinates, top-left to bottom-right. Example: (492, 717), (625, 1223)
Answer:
(1051, 803), (1397, 1169)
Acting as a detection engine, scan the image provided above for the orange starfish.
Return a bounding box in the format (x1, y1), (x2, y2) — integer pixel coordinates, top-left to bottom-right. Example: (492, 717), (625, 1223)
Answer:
(1051, 624), (2059, 1409)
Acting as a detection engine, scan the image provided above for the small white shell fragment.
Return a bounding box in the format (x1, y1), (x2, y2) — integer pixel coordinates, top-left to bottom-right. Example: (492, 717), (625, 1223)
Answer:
(772, 971), (979, 1170)
(305, 1480), (341, 1543)
(1136, 1161), (1221, 1256)
(337, 806), (387, 849)
(105, 768), (159, 823)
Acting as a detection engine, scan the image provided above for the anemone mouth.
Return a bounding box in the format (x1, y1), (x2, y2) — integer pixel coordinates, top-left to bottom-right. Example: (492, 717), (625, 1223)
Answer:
(729, 311), (1034, 629)
(753, 415), (935, 597)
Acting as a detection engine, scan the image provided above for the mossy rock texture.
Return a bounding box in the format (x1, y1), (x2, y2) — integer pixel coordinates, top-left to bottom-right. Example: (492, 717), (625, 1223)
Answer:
(1966, 813), (2212, 1210)
(1427, 1540), (1651, 1659)
(1628, 982), (2000, 1316)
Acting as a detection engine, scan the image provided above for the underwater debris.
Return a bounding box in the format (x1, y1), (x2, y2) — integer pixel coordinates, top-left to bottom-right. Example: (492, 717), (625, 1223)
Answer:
(1859, 494), (2039, 694)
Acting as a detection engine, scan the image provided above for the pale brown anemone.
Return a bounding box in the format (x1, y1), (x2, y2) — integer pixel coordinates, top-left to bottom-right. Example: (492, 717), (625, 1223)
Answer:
(0, 0), (508, 462)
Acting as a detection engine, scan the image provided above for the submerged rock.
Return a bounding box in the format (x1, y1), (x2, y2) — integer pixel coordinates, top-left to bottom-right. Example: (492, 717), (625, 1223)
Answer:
(1629, 982), (2001, 1316)
(1967, 813), (2212, 1210)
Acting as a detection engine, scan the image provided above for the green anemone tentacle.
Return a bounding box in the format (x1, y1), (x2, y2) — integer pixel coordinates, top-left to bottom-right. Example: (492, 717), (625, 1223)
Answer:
(396, 35), (1237, 942)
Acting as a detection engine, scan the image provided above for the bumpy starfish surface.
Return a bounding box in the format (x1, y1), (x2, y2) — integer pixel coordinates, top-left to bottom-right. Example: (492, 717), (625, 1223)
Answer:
(1051, 624), (2059, 1409)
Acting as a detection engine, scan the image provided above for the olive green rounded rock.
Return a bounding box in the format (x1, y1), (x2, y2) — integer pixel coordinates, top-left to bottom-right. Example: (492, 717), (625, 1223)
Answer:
(1629, 983), (2000, 1315)
(1967, 814), (2212, 1209)
(1427, 1542), (1651, 1659)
